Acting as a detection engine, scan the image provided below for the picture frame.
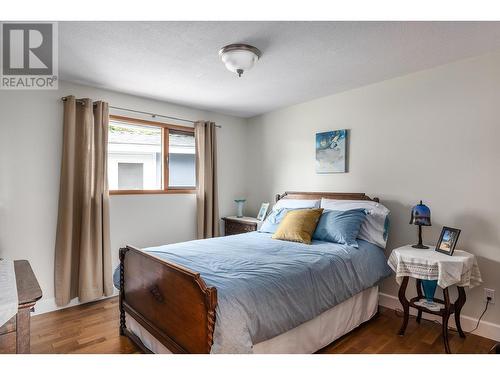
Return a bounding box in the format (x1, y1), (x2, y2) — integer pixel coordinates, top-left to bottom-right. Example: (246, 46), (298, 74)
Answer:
(256, 202), (270, 221)
(315, 129), (347, 173)
(435, 226), (461, 256)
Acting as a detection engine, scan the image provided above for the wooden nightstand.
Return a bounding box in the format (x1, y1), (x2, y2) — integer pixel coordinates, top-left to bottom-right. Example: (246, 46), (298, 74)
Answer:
(388, 245), (482, 354)
(222, 216), (260, 236)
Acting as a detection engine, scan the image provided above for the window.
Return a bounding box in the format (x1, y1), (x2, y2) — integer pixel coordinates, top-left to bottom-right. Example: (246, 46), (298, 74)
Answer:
(168, 131), (196, 188)
(107, 115), (196, 194)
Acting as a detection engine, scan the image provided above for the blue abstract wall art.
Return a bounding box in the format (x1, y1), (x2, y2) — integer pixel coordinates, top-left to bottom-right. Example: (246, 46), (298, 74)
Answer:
(315, 129), (347, 173)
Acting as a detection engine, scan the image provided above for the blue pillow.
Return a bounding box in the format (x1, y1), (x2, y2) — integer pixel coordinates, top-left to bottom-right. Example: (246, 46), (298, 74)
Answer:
(259, 208), (296, 234)
(312, 209), (367, 247)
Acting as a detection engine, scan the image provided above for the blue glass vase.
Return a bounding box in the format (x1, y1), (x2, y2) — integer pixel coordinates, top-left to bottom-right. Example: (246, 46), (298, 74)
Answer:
(422, 280), (438, 303)
(234, 199), (246, 218)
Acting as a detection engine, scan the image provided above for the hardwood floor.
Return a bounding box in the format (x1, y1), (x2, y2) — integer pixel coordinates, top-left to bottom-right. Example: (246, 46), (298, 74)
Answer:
(30, 297), (496, 354)
(319, 309), (496, 354)
(31, 297), (140, 354)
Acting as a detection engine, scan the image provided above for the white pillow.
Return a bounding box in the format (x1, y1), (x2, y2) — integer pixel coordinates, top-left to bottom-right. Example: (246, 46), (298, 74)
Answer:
(320, 198), (390, 248)
(273, 199), (320, 210)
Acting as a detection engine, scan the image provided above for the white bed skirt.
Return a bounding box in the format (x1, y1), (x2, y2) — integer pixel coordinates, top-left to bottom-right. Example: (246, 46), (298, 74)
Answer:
(125, 286), (379, 354)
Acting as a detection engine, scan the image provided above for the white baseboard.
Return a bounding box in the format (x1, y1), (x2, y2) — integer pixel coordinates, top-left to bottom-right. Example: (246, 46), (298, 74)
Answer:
(379, 292), (500, 342)
(33, 292), (118, 316)
(33, 297), (80, 315)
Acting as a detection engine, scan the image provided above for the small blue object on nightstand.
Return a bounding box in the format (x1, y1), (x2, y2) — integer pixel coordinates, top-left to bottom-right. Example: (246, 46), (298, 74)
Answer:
(234, 199), (246, 218)
(421, 279), (438, 304)
(409, 200), (431, 249)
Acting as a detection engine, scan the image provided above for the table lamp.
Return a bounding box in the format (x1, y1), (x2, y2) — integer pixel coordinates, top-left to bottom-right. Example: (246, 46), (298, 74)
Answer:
(409, 200), (431, 249)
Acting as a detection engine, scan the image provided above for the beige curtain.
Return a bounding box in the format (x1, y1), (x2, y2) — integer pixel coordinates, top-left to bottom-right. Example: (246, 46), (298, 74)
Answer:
(54, 96), (113, 306)
(195, 121), (220, 239)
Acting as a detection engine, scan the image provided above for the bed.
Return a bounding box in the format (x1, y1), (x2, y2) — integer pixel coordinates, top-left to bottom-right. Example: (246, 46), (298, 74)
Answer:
(115, 192), (392, 354)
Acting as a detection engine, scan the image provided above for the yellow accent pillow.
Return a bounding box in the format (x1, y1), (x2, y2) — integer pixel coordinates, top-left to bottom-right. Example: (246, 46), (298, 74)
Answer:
(272, 208), (324, 244)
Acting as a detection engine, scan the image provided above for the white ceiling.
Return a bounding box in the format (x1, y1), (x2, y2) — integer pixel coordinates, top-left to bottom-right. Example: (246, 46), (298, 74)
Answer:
(60, 21), (500, 118)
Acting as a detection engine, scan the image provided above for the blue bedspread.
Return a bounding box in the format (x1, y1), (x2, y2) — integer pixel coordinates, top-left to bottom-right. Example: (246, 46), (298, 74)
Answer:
(113, 232), (391, 353)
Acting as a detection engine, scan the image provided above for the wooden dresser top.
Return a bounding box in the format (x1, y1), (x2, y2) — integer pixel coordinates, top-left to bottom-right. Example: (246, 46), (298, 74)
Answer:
(14, 260), (42, 306)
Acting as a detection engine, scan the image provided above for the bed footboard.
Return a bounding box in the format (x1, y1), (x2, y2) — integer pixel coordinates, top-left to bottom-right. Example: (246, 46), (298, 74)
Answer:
(119, 246), (217, 354)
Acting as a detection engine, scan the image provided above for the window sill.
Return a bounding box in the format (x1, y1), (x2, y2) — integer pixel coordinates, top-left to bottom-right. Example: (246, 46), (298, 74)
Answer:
(109, 189), (196, 195)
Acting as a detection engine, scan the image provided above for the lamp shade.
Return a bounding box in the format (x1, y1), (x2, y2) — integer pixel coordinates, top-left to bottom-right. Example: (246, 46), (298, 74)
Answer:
(409, 200), (431, 226)
(219, 44), (261, 77)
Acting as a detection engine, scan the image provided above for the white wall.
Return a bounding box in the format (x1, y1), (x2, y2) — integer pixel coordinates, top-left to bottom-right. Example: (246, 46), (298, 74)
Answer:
(0, 80), (248, 313)
(246, 52), (500, 331)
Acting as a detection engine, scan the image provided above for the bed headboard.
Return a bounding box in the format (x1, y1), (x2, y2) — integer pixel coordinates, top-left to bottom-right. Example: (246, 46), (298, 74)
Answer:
(275, 191), (379, 203)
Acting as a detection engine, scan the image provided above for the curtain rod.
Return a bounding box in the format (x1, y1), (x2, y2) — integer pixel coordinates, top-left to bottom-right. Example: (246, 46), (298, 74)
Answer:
(60, 96), (221, 128)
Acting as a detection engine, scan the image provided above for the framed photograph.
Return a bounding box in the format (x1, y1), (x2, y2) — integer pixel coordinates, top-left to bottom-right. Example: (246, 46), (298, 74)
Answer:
(315, 129), (347, 173)
(256, 202), (270, 221)
(435, 226), (461, 256)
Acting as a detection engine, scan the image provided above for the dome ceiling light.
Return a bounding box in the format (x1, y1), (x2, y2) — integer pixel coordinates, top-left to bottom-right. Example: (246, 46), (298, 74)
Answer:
(219, 44), (262, 77)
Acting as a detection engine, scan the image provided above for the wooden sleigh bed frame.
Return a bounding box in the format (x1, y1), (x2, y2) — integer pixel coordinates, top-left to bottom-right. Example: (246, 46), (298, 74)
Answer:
(119, 192), (379, 354)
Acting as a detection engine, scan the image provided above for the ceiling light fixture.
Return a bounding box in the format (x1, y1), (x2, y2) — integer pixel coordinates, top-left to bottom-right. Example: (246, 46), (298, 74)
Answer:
(219, 44), (261, 77)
